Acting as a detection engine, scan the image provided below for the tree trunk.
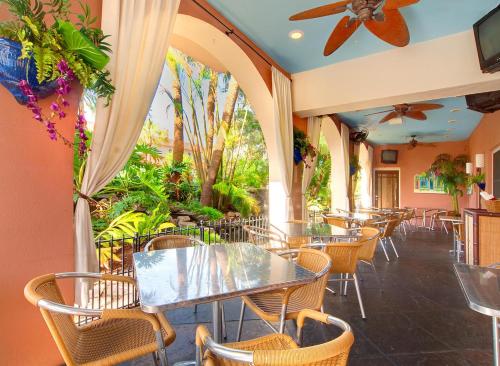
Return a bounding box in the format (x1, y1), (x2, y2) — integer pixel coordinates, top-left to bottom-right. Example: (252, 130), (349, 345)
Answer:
(167, 54), (184, 166)
(200, 77), (239, 206)
(206, 71), (217, 163)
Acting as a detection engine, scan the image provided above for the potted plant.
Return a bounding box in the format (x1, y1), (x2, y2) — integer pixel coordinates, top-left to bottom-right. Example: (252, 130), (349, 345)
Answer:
(293, 129), (317, 167)
(467, 172), (486, 191)
(427, 154), (468, 214)
(0, 0), (114, 154)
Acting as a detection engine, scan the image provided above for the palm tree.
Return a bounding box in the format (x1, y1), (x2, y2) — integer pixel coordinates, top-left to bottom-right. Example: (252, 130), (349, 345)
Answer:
(428, 154), (469, 214)
(166, 51), (184, 167)
(200, 76), (239, 206)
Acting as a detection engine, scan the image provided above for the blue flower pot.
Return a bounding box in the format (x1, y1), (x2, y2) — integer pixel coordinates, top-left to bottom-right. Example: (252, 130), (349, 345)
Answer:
(293, 147), (303, 164)
(0, 38), (57, 104)
(350, 164), (356, 176)
(477, 182), (486, 191)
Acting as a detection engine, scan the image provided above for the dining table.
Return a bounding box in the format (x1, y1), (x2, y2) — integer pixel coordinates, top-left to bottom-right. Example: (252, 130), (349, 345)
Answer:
(454, 264), (500, 366)
(133, 242), (317, 365)
(272, 222), (360, 242)
(324, 212), (376, 226)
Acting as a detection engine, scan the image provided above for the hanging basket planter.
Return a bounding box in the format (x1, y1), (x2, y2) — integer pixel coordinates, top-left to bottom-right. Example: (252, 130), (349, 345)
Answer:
(293, 147), (303, 164)
(0, 38), (57, 104)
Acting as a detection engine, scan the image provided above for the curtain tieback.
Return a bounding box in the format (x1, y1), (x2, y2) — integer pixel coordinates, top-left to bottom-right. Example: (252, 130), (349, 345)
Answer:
(74, 189), (95, 203)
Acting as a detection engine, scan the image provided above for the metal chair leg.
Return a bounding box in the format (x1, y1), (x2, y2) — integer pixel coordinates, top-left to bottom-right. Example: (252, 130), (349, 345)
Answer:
(155, 329), (169, 366)
(339, 273), (343, 294)
(389, 237), (399, 258)
(193, 304), (198, 313)
(236, 301), (245, 342)
(353, 273), (366, 319)
(343, 274), (349, 296)
(221, 303), (227, 339)
(152, 352), (160, 366)
(279, 303), (288, 333)
(379, 238), (390, 261)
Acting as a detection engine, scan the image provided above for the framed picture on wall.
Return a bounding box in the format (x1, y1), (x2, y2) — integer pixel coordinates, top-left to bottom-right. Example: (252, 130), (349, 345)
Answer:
(414, 173), (446, 194)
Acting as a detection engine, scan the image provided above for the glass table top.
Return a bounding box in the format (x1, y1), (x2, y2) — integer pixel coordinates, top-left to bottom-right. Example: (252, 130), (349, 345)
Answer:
(325, 212), (373, 221)
(272, 222), (358, 238)
(133, 242), (316, 313)
(453, 264), (500, 317)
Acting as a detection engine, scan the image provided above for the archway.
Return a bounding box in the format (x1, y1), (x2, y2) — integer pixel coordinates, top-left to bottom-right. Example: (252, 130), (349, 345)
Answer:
(171, 14), (286, 222)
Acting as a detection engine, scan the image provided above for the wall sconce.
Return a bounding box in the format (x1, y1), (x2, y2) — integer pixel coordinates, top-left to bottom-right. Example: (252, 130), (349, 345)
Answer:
(475, 153), (485, 169)
(466, 162), (473, 175)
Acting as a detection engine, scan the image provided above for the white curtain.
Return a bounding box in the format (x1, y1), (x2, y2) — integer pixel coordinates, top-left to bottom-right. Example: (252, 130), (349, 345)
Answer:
(74, 0), (180, 303)
(340, 123), (351, 211)
(302, 116), (322, 219)
(272, 67), (294, 220)
(358, 144), (372, 208)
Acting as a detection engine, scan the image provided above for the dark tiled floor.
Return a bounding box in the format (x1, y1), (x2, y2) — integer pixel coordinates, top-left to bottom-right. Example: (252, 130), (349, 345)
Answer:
(123, 229), (493, 365)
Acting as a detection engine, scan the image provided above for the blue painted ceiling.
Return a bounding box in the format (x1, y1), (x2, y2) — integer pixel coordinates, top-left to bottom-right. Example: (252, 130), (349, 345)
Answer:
(206, 0), (499, 73)
(338, 96), (483, 145)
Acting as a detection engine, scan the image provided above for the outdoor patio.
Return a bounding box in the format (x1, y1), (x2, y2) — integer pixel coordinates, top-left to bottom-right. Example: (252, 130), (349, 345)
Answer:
(124, 230), (493, 366)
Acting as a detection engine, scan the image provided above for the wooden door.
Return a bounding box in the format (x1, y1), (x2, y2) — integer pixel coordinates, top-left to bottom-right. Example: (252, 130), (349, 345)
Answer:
(373, 170), (399, 208)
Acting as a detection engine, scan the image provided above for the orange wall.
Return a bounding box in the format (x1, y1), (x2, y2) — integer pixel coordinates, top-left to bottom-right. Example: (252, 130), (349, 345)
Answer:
(467, 111), (500, 208)
(373, 141), (469, 210)
(0, 2), (100, 365)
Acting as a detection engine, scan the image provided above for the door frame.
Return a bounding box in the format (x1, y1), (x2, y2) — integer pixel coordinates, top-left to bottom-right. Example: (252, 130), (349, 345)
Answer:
(492, 145), (500, 197)
(373, 167), (402, 208)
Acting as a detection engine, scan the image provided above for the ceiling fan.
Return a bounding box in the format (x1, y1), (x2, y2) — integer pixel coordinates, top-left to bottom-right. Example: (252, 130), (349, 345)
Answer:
(407, 135), (437, 150)
(365, 103), (444, 124)
(289, 0), (419, 56)
(349, 128), (369, 143)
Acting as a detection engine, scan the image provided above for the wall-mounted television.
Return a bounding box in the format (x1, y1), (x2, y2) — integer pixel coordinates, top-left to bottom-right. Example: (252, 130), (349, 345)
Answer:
(473, 4), (500, 73)
(381, 150), (398, 164)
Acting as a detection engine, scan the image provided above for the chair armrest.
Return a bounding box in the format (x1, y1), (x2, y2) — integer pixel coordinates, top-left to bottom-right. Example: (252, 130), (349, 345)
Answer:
(296, 309), (352, 346)
(196, 325), (253, 364)
(101, 308), (162, 331)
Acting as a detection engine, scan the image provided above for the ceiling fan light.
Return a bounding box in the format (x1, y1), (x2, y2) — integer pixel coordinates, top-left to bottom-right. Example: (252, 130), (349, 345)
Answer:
(288, 30), (304, 40)
(388, 116), (403, 125)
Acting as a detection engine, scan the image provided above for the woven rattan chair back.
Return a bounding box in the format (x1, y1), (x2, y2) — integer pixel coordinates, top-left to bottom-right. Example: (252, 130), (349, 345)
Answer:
(198, 309), (354, 366)
(357, 227), (380, 262)
(324, 242), (363, 275)
(25, 274), (80, 363)
(380, 219), (399, 238)
(291, 249), (331, 310)
(323, 216), (350, 228)
(145, 235), (200, 252)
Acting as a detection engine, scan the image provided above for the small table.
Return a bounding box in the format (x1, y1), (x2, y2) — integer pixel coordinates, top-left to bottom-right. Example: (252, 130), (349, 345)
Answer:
(272, 222), (359, 242)
(454, 264), (500, 366)
(133, 243), (316, 342)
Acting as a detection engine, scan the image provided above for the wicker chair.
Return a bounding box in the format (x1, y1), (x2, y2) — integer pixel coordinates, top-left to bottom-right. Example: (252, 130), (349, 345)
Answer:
(379, 219), (400, 261)
(196, 309), (354, 366)
(24, 273), (175, 366)
(236, 249), (332, 339)
(322, 215), (351, 229)
(243, 225), (289, 252)
(314, 241), (366, 319)
(144, 234), (205, 252)
(357, 227), (382, 288)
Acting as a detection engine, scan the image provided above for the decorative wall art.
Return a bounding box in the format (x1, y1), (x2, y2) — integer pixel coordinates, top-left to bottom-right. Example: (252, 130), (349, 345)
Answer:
(414, 173), (446, 194)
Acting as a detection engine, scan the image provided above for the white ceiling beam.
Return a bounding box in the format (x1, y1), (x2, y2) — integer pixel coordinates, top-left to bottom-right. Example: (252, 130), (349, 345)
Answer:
(292, 30), (500, 117)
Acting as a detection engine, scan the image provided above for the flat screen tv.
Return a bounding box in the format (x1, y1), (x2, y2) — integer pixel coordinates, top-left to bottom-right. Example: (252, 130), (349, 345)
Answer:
(473, 4), (500, 73)
(381, 150), (398, 164)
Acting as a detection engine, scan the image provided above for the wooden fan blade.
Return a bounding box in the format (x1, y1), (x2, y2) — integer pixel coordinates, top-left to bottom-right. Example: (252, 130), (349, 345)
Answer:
(290, 1), (351, 21)
(405, 111), (427, 120)
(384, 0), (419, 10)
(408, 103), (443, 112)
(324, 16), (360, 56)
(380, 111), (399, 123)
(364, 9), (409, 47)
